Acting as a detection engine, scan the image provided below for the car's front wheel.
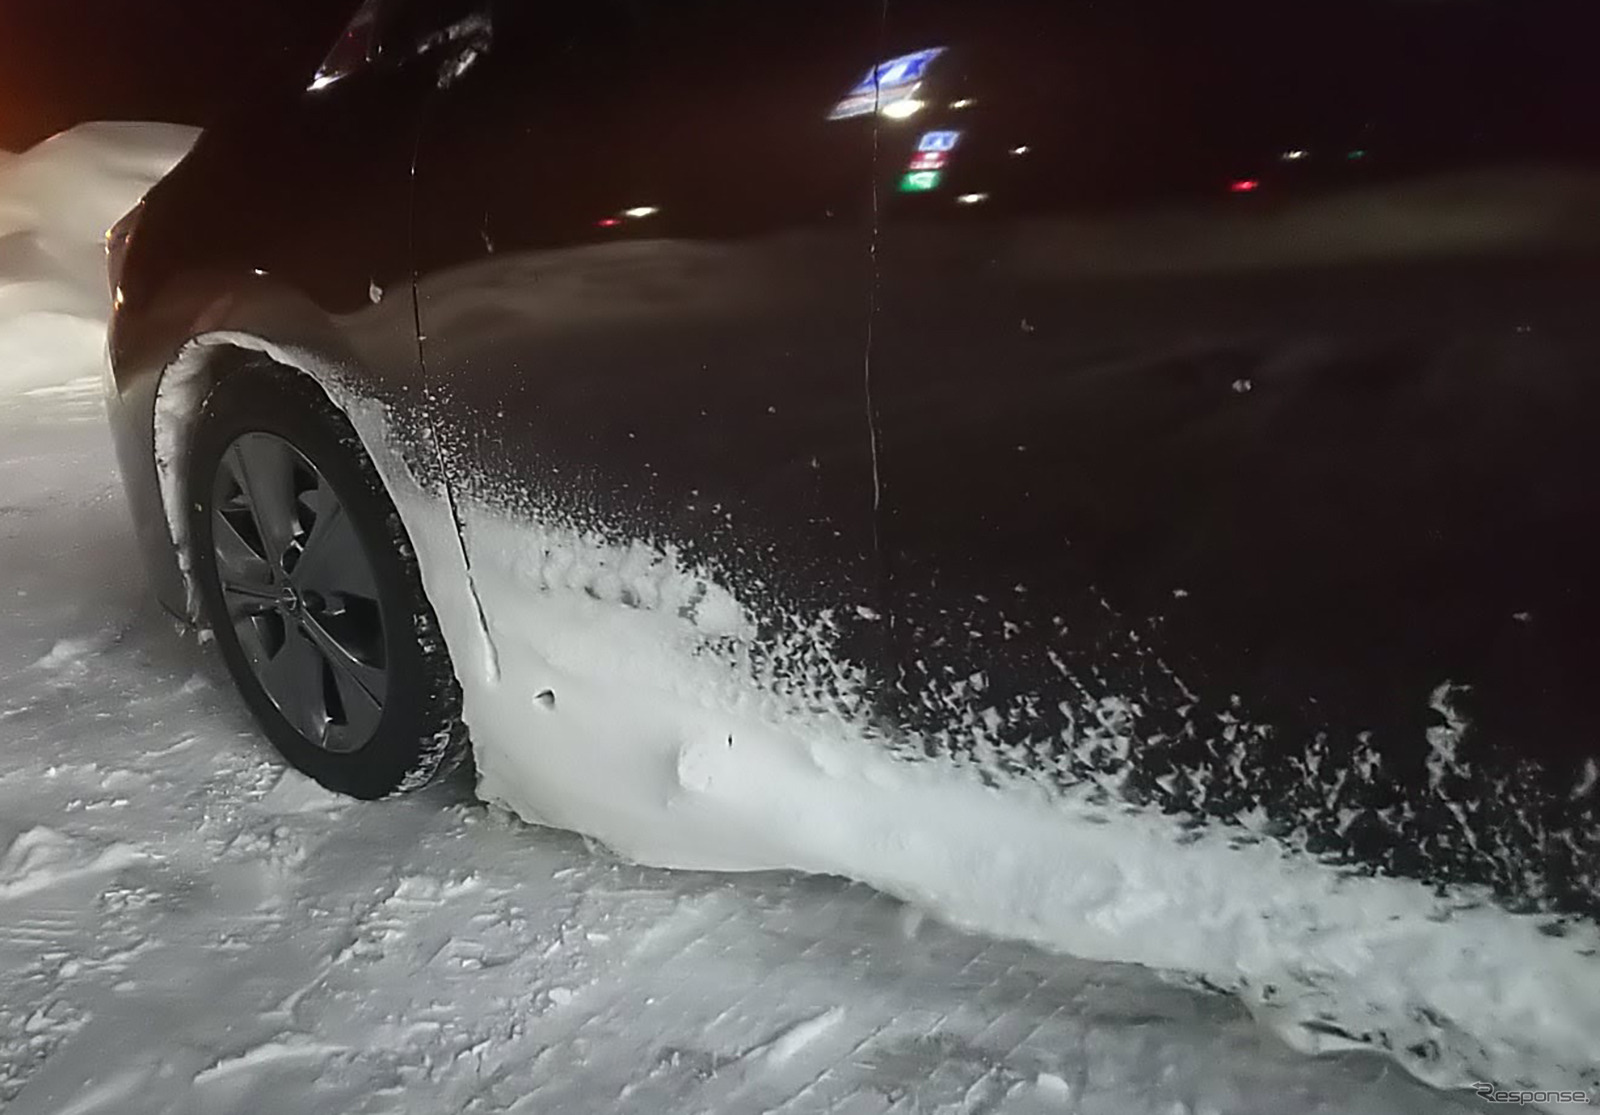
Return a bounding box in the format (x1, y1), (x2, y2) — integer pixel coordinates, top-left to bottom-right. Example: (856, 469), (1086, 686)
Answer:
(187, 367), (466, 798)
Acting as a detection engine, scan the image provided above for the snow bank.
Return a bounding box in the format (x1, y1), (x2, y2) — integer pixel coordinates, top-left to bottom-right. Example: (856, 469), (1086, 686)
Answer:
(0, 122), (197, 397)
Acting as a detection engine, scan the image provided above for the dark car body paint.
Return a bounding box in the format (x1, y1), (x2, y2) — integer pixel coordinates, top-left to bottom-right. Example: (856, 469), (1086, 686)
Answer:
(870, 1), (1600, 913)
(106, 24), (443, 609)
(408, 0), (892, 701)
(108, 0), (1599, 915)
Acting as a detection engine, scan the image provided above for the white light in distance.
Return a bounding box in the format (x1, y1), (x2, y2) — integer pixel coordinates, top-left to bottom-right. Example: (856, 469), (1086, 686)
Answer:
(881, 97), (926, 120)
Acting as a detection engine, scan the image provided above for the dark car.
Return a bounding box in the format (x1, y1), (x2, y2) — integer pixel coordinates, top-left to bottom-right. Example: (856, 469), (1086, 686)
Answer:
(106, 0), (1599, 919)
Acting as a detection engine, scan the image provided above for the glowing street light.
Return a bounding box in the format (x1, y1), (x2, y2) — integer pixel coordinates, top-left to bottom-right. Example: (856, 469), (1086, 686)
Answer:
(881, 97), (926, 120)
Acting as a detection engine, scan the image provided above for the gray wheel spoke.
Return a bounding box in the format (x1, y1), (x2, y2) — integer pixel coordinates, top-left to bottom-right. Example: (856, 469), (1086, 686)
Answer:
(222, 582), (280, 618)
(232, 613), (276, 670)
(290, 490), (374, 600)
(301, 611), (387, 707)
(212, 509), (273, 587)
(225, 437), (299, 568)
(256, 623), (327, 741)
(324, 656), (384, 752)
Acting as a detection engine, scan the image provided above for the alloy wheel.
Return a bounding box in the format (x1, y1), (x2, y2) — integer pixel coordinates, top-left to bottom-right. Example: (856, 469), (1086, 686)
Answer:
(209, 431), (388, 753)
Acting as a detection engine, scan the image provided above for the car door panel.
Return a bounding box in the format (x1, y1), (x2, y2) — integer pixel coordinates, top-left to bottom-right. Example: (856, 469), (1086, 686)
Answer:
(870, 0), (1600, 915)
(408, 1), (890, 833)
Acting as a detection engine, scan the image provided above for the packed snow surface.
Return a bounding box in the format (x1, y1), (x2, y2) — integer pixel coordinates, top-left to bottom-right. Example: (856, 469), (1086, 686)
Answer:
(2, 123), (1595, 1113)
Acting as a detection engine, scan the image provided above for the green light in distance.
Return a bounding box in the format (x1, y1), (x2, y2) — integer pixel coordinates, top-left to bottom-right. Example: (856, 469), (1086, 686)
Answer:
(899, 170), (942, 192)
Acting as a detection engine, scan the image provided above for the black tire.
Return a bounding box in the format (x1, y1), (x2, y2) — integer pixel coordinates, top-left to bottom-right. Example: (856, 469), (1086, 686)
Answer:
(188, 367), (467, 799)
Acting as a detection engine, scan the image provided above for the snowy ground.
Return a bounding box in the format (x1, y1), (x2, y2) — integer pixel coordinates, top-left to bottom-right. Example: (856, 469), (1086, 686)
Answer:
(0, 124), (1578, 1114)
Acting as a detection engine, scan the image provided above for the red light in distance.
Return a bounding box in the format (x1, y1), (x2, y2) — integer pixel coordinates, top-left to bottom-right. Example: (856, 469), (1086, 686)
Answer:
(1229, 178), (1260, 193)
(596, 217), (623, 228)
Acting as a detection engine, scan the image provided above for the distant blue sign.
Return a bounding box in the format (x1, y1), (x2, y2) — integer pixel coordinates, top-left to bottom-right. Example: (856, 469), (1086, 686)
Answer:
(848, 48), (945, 96)
(829, 47), (947, 121)
(917, 130), (961, 153)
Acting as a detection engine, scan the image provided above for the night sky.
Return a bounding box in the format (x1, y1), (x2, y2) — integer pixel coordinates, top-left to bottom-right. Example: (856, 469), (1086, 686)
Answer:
(0, 0), (355, 150)
(3, 0), (1597, 156)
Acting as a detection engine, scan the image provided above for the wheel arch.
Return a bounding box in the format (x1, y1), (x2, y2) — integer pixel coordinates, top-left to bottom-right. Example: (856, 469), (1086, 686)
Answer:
(115, 271), (491, 732)
(151, 333), (393, 625)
